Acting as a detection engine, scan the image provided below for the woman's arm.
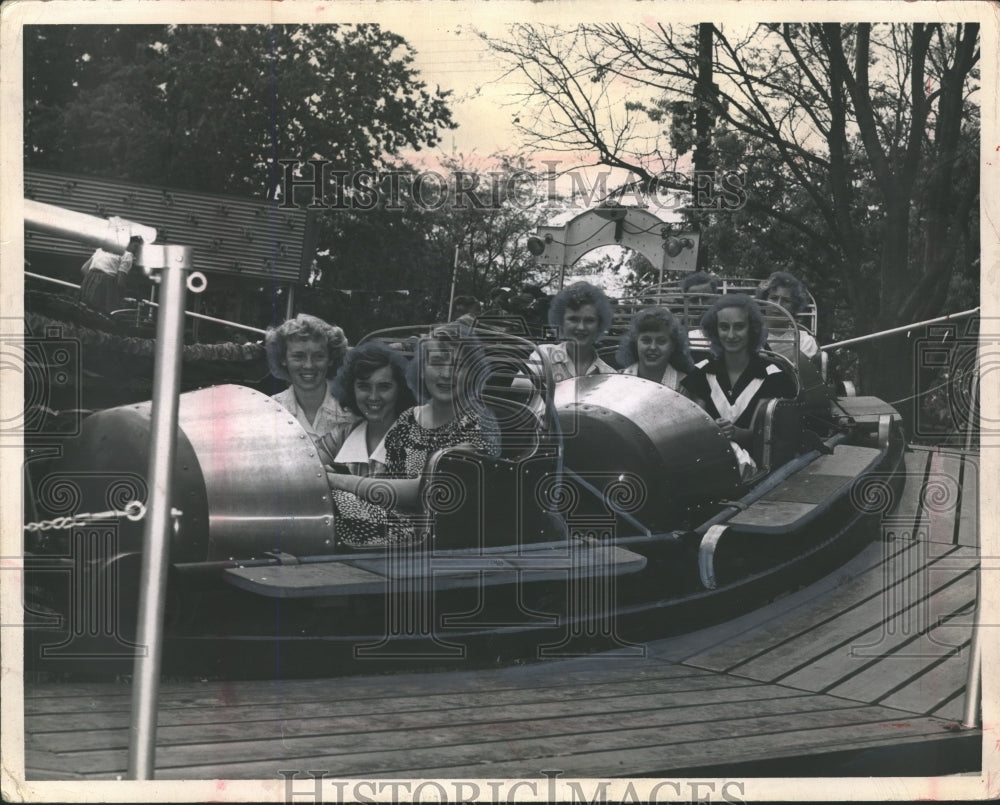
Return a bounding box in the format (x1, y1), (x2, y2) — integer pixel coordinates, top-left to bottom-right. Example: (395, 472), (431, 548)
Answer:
(327, 472), (423, 511)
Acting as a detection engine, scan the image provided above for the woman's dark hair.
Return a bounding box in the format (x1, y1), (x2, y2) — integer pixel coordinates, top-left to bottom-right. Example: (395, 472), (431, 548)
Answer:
(264, 313), (349, 381)
(547, 281), (613, 337)
(331, 339), (415, 417)
(615, 307), (696, 373)
(699, 294), (768, 358)
(756, 271), (810, 315)
(406, 323), (490, 406)
(681, 271), (721, 293)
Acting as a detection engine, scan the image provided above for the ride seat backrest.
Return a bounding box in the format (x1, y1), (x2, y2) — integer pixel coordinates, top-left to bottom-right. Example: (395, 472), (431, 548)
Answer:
(749, 397), (802, 473)
(481, 393), (543, 460)
(422, 441), (564, 550)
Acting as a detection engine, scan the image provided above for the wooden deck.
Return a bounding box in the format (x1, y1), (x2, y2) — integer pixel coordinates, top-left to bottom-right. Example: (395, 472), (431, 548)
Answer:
(21, 446), (982, 780)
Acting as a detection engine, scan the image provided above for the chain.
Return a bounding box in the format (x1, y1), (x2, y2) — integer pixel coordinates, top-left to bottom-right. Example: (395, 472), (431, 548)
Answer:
(24, 500), (147, 532)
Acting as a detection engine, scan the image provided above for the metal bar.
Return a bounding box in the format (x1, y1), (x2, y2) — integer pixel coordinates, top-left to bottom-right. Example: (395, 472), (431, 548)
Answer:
(821, 308), (980, 351)
(447, 244), (459, 321)
(24, 270), (80, 291)
(127, 246), (191, 780)
(965, 344), (980, 451)
(138, 299), (266, 336)
(24, 199), (157, 252)
(962, 586), (982, 729)
(24, 270), (266, 336)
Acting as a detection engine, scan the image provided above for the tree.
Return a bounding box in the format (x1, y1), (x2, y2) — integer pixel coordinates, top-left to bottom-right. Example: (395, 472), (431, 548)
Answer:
(484, 22), (980, 414)
(24, 24), (456, 196)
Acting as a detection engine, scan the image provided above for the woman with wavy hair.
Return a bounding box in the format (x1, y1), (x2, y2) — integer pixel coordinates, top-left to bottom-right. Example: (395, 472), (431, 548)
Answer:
(265, 313), (357, 445)
(319, 339), (416, 476)
(756, 271), (819, 360)
(682, 294), (796, 476)
(326, 324), (500, 548)
(616, 307), (696, 392)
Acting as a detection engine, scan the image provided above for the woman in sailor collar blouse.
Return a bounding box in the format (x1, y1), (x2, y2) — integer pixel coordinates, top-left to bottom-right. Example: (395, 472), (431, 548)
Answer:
(682, 294), (796, 475)
(265, 313), (358, 445)
(616, 307), (697, 392)
(321, 340), (415, 476)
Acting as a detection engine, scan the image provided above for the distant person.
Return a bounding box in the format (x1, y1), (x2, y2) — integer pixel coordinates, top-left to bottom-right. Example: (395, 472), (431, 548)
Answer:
(756, 271), (820, 361)
(616, 307), (696, 393)
(265, 313), (358, 448)
(451, 295), (482, 321)
(78, 236), (143, 314)
(681, 271), (722, 351)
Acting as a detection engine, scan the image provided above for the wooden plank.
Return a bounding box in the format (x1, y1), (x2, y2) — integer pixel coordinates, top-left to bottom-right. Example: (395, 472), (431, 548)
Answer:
(28, 670), (767, 737)
(826, 634), (971, 710)
(881, 641), (974, 719)
(893, 448), (933, 525)
(43, 697), (896, 777)
(682, 541), (964, 674)
(925, 451), (963, 545)
(24, 651), (690, 709)
(134, 705), (951, 780)
(415, 719), (967, 780)
(957, 452), (979, 548)
(777, 573), (977, 692)
(35, 681), (809, 754)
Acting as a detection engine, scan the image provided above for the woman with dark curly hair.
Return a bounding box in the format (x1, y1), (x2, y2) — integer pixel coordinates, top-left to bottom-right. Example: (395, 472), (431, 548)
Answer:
(756, 271), (819, 360)
(318, 340), (415, 476)
(682, 294), (796, 476)
(616, 307), (696, 392)
(265, 313), (358, 445)
(326, 324), (500, 548)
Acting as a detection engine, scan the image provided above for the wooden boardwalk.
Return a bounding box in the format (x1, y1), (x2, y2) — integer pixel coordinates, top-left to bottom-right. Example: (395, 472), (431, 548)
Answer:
(21, 446), (981, 780)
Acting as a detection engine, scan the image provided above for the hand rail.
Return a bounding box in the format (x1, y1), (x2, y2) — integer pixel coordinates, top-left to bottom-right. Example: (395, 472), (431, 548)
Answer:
(821, 308), (980, 351)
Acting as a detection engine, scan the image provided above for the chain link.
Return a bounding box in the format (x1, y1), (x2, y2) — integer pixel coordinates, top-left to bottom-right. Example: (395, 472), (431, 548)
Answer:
(24, 500), (147, 532)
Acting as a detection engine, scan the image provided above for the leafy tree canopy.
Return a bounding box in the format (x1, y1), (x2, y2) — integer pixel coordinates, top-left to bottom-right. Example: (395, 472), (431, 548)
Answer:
(25, 24), (457, 196)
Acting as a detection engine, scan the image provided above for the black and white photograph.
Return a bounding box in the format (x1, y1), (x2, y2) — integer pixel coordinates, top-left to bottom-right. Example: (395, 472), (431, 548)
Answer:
(1, 0), (996, 800)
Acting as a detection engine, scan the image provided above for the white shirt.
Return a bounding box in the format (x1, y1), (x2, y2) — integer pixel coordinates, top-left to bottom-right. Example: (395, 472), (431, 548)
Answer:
(529, 342), (616, 383)
(272, 385), (358, 442)
(83, 248), (133, 277)
(768, 327), (819, 359)
(334, 420), (388, 476)
(620, 363), (687, 392)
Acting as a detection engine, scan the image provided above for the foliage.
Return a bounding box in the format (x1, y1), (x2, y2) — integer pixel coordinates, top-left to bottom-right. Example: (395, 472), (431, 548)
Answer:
(24, 24), (456, 196)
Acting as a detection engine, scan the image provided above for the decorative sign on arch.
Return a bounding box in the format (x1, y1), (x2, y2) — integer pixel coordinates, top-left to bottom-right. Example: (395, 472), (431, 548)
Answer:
(527, 206), (699, 287)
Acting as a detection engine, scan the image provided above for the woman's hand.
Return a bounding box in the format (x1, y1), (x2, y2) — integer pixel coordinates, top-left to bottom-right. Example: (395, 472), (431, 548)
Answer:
(715, 418), (736, 439)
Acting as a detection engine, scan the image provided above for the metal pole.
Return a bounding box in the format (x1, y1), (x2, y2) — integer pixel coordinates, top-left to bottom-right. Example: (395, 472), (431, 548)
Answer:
(447, 244), (459, 321)
(962, 594), (982, 729)
(821, 307), (980, 351)
(286, 283), (296, 321)
(24, 199), (157, 251)
(965, 342), (980, 451)
(127, 245), (192, 780)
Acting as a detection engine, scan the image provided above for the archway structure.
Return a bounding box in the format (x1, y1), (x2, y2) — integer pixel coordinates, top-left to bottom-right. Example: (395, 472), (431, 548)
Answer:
(527, 206), (699, 288)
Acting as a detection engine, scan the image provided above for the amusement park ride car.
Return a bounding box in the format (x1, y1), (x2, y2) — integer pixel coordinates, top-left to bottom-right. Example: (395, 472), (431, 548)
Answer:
(21, 202), (908, 680)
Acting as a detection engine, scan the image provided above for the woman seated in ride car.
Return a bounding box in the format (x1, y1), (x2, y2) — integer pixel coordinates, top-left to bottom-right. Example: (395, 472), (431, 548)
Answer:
(265, 313), (359, 447)
(517, 281), (616, 387)
(326, 323), (501, 548)
(616, 307), (696, 393)
(682, 294), (797, 477)
(755, 271), (820, 361)
(318, 339), (416, 476)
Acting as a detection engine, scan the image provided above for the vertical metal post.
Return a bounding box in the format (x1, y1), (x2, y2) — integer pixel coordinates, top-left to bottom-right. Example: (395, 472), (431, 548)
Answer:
(965, 341), (980, 451)
(962, 594), (982, 729)
(286, 283), (296, 321)
(127, 246), (192, 779)
(447, 244), (459, 321)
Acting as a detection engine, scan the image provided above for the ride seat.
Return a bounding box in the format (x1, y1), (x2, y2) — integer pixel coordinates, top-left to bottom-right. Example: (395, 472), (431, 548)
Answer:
(420, 397), (565, 549)
(749, 397), (802, 474)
